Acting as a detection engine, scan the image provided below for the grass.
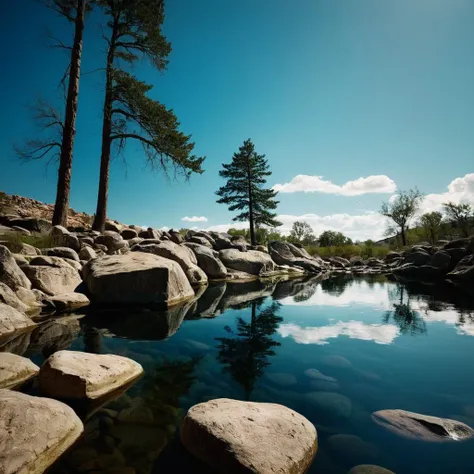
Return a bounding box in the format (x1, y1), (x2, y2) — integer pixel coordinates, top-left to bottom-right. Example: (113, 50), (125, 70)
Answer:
(305, 244), (390, 260)
(0, 231), (56, 251)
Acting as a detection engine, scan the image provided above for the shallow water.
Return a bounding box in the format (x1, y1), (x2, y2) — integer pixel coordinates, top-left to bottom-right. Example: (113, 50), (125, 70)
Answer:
(15, 275), (474, 473)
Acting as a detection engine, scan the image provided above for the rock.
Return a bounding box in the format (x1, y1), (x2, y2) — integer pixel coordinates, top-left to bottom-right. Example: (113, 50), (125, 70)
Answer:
(45, 246), (80, 262)
(22, 264), (82, 296)
(11, 226), (31, 236)
(79, 245), (97, 261)
(322, 355), (352, 368)
(372, 409), (474, 441)
(443, 237), (471, 250)
(132, 241), (207, 286)
(305, 392), (352, 419)
(349, 465), (395, 474)
(180, 398), (317, 474)
(120, 228), (138, 240)
(0, 389), (83, 474)
(0, 282), (29, 312)
(12, 254), (28, 266)
(0, 352), (39, 389)
(446, 247), (467, 265)
(0, 245), (31, 291)
(82, 253), (195, 306)
(188, 235), (213, 248)
(268, 241), (323, 273)
(0, 241), (38, 256)
(393, 264), (444, 281)
(105, 220), (124, 233)
(192, 231), (216, 247)
(385, 252), (402, 262)
(447, 263), (474, 283)
(50, 225), (81, 251)
(265, 372), (297, 387)
(214, 235), (232, 250)
(15, 287), (42, 311)
(43, 292), (90, 312)
(39, 350), (144, 400)
(29, 255), (81, 271)
(304, 368), (337, 383)
(0, 303), (36, 341)
(219, 248), (276, 275)
(95, 232), (127, 253)
(428, 250), (452, 271)
(8, 217), (52, 233)
(405, 250), (430, 266)
(138, 227), (162, 240)
(184, 243), (227, 279)
(169, 230), (184, 244)
(326, 434), (377, 464)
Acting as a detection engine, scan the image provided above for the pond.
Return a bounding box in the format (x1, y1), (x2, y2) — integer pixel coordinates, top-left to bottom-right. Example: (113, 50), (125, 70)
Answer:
(18, 275), (474, 473)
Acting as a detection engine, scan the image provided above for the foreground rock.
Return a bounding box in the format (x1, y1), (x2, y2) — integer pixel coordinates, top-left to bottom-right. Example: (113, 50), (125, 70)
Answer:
(0, 389), (83, 474)
(219, 249), (276, 276)
(39, 350), (144, 399)
(22, 263), (82, 296)
(0, 352), (39, 389)
(180, 398), (317, 474)
(0, 245), (31, 291)
(372, 409), (474, 442)
(83, 252), (195, 306)
(0, 303), (36, 341)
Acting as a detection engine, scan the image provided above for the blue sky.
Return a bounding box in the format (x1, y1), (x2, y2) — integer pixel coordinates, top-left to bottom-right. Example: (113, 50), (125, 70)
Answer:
(0, 0), (473, 240)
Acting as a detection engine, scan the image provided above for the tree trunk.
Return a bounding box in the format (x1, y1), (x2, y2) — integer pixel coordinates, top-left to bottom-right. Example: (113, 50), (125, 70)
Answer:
(52, 0), (86, 227)
(246, 152), (255, 246)
(401, 226), (407, 246)
(92, 21), (118, 232)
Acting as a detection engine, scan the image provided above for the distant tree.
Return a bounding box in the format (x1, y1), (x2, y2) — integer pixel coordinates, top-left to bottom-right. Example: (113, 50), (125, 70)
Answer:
(443, 202), (473, 237)
(419, 211), (443, 244)
(289, 221), (316, 245)
(216, 139), (281, 246)
(318, 230), (352, 247)
(380, 189), (424, 246)
(92, 0), (204, 231)
(16, 0), (88, 227)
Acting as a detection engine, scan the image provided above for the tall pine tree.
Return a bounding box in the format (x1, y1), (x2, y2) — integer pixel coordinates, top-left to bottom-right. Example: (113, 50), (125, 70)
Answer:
(92, 0), (204, 231)
(216, 139), (281, 246)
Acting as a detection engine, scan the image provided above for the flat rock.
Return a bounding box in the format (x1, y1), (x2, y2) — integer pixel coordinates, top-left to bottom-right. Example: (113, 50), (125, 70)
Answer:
(0, 352), (39, 389)
(22, 264), (82, 296)
(219, 249), (276, 276)
(39, 350), (144, 399)
(83, 252), (195, 306)
(349, 465), (395, 474)
(372, 409), (474, 442)
(43, 292), (90, 312)
(0, 245), (31, 291)
(0, 389), (83, 474)
(0, 303), (36, 341)
(180, 398), (317, 474)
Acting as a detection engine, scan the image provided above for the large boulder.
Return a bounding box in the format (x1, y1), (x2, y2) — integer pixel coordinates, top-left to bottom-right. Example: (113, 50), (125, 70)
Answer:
(185, 243), (227, 279)
(0, 303), (36, 341)
(0, 282), (29, 313)
(0, 389), (83, 474)
(180, 398), (317, 474)
(29, 255), (81, 271)
(0, 245), (31, 291)
(45, 246), (80, 262)
(79, 245), (97, 261)
(268, 241), (323, 273)
(0, 352), (39, 389)
(120, 228), (138, 240)
(188, 235), (213, 248)
(50, 225), (80, 251)
(443, 237), (471, 250)
(138, 227), (162, 240)
(39, 350), (143, 400)
(219, 248), (276, 276)
(105, 220), (124, 233)
(169, 229), (184, 244)
(95, 231), (127, 253)
(405, 250), (430, 266)
(8, 217), (52, 233)
(82, 252), (195, 306)
(372, 409), (474, 442)
(22, 264), (82, 296)
(132, 241), (207, 286)
(428, 250), (452, 272)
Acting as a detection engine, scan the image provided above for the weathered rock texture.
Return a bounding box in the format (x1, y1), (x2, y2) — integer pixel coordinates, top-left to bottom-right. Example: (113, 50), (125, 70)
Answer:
(39, 350), (144, 399)
(0, 389), (83, 474)
(0, 245), (31, 291)
(0, 303), (36, 341)
(0, 352), (39, 389)
(180, 398), (318, 474)
(219, 249), (276, 276)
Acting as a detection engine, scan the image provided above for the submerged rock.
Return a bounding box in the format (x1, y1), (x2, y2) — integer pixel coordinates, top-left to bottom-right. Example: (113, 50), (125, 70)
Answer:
(349, 465), (395, 474)
(305, 392), (352, 419)
(180, 398), (317, 474)
(326, 434), (377, 464)
(0, 352), (39, 389)
(39, 350), (144, 400)
(0, 389), (83, 474)
(372, 409), (474, 442)
(83, 252), (195, 306)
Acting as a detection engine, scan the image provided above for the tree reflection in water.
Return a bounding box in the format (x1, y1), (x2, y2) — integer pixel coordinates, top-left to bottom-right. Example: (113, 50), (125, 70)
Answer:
(383, 284), (427, 335)
(216, 299), (282, 400)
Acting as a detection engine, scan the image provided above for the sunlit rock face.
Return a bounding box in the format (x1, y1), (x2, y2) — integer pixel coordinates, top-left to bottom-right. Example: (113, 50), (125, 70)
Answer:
(372, 409), (474, 442)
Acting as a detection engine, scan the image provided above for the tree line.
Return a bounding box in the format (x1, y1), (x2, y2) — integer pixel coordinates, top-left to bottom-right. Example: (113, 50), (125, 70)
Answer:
(17, 0), (204, 232)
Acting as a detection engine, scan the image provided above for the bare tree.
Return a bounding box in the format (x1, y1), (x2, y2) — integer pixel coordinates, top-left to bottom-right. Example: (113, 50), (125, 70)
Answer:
(381, 189), (423, 246)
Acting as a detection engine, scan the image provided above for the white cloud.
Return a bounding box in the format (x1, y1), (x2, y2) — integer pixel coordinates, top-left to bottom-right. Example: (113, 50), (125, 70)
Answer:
(273, 175), (396, 196)
(420, 173), (474, 213)
(278, 321), (400, 345)
(182, 216), (208, 222)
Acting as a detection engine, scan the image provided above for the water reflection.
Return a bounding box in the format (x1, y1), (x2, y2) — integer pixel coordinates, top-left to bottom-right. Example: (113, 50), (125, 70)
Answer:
(215, 300), (283, 400)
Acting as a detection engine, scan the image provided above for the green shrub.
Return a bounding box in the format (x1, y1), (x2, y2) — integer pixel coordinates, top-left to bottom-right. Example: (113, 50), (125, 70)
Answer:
(0, 232), (55, 250)
(305, 244), (389, 260)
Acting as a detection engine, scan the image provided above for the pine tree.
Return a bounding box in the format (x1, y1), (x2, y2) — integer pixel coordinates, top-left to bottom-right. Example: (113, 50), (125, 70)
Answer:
(216, 139), (281, 246)
(92, 0), (204, 231)
(16, 0), (88, 227)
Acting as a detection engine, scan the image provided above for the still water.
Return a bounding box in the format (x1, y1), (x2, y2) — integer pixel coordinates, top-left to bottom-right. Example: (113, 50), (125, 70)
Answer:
(21, 275), (474, 474)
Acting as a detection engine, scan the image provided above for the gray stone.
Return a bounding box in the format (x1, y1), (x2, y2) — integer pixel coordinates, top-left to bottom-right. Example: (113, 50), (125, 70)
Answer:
(22, 264), (82, 296)
(95, 232), (127, 253)
(82, 252), (195, 306)
(8, 217), (52, 233)
(79, 246), (97, 261)
(219, 248), (276, 275)
(45, 246), (80, 262)
(180, 398), (317, 474)
(188, 235), (213, 248)
(0, 389), (83, 474)
(120, 228), (138, 240)
(184, 243), (227, 279)
(0, 282), (29, 313)
(0, 352), (39, 389)
(0, 303), (36, 341)
(349, 466), (395, 474)
(43, 292), (90, 312)
(0, 245), (31, 291)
